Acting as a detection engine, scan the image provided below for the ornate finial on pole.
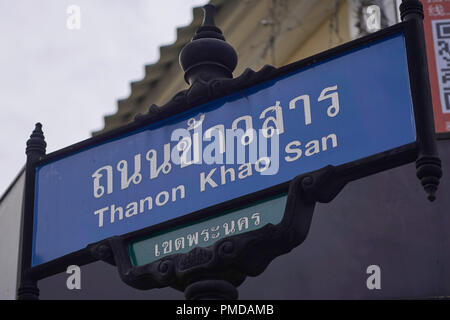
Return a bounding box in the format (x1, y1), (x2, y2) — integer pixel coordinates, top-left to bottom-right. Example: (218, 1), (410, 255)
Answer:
(179, 4), (238, 85)
(400, 0), (443, 201)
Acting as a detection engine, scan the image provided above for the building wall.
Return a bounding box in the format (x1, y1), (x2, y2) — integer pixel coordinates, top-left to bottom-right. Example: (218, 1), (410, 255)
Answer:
(0, 170), (24, 300)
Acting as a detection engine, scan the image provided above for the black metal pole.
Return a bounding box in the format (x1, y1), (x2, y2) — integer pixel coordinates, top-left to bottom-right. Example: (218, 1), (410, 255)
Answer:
(400, 0), (442, 201)
(184, 280), (238, 300)
(17, 123), (46, 300)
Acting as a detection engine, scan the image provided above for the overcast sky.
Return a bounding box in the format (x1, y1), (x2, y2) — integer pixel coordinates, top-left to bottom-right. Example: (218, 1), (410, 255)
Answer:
(0, 0), (208, 195)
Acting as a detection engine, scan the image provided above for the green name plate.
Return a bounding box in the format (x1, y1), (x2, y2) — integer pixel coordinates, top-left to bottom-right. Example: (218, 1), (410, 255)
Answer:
(128, 194), (287, 266)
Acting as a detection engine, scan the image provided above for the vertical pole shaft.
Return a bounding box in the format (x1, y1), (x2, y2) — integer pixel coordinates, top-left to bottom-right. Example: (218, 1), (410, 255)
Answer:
(401, 0), (442, 201)
(184, 280), (238, 300)
(17, 123), (46, 300)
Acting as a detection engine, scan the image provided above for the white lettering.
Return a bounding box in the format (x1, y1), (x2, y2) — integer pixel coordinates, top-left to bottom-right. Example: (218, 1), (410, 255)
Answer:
(156, 191), (169, 207)
(285, 141), (302, 162)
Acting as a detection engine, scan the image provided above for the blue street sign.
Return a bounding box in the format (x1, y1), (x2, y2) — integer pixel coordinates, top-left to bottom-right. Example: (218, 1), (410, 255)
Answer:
(33, 32), (416, 267)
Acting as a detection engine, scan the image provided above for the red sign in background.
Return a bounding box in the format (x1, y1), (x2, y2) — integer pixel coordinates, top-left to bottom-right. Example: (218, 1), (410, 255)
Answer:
(423, 0), (450, 134)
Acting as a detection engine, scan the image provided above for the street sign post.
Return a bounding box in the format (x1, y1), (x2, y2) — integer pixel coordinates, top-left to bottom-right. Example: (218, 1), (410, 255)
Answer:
(18, 1), (442, 300)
